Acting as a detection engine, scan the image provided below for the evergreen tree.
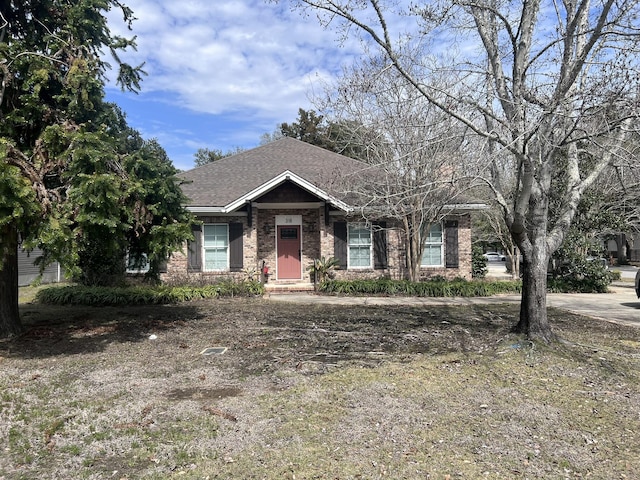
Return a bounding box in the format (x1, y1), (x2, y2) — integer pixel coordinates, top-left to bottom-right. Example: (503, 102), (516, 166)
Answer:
(0, 1), (191, 336)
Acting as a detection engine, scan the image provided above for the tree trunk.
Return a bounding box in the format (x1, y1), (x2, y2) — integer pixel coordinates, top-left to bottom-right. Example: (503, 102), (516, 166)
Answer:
(508, 247), (520, 280)
(0, 226), (24, 338)
(405, 217), (421, 282)
(409, 232), (420, 282)
(514, 252), (555, 343)
(615, 234), (627, 265)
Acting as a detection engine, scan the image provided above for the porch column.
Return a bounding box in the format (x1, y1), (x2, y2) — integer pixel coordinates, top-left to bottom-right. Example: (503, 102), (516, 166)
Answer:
(250, 203), (259, 272)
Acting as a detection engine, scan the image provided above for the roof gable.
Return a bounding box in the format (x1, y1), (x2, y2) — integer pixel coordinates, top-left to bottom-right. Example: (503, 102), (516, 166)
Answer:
(180, 137), (367, 212)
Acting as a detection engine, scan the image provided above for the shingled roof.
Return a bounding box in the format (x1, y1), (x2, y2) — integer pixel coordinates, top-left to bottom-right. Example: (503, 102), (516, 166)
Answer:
(179, 137), (370, 212)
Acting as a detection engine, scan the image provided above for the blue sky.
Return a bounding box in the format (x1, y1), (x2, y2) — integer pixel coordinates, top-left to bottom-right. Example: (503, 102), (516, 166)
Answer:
(104, 0), (362, 171)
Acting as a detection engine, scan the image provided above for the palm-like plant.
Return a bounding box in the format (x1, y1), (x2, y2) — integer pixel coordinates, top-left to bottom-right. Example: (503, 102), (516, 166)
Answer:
(308, 256), (340, 283)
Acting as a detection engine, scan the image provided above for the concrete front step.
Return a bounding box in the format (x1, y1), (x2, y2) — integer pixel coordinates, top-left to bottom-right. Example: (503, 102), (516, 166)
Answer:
(264, 282), (316, 293)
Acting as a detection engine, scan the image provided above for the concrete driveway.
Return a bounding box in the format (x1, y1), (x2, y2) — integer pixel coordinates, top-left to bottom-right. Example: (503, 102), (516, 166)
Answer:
(484, 263), (640, 327)
(547, 282), (640, 328)
(487, 262), (640, 326)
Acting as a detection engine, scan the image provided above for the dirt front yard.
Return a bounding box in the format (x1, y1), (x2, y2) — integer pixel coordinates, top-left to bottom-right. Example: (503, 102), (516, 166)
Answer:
(1, 297), (640, 479)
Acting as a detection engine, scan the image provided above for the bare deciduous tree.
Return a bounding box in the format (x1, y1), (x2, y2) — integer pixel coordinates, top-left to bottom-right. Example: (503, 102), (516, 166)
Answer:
(316, 55), (478, 281)
(283, 0), (640, 341)
(474, 202), (521, 278)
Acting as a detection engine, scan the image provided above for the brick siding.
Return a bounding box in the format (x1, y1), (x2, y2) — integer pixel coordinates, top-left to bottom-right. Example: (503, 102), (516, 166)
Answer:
(162, 208), (473, 283)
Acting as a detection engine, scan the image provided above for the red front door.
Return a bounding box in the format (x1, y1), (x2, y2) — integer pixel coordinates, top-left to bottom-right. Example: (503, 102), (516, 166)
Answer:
(277, 226), (301, 279)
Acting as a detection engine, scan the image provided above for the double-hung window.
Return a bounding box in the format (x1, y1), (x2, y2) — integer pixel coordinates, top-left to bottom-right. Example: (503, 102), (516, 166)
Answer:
(203, 224), (229, 271)
(421, 223), (443, 267)
(348, 223), (372, 268)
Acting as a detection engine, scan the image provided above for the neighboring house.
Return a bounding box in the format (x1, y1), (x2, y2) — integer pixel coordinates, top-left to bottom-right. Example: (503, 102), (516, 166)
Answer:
(164, 137), (481, 286)
(18, 246), (63, 286)
(18, 247), (148, 286)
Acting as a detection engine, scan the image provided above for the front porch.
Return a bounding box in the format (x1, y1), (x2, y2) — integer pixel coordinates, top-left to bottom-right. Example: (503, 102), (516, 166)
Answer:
(255, 203), (326, 284)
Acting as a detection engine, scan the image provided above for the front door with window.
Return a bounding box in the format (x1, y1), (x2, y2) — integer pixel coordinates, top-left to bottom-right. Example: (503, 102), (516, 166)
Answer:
(277, 225), (301, 279)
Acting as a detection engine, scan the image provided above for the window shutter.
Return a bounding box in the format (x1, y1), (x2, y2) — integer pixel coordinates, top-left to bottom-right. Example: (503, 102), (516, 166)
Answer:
(158, 260), (168, 273)
(445, 220), (459, 268)
(229, 222), (244, 272)
(187, 224), (202, 272)
(334, 221), (347, 269)
(373, 221), (388, 269)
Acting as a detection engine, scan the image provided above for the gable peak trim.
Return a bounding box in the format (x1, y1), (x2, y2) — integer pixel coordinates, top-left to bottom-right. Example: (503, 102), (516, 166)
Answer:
(224, 170), (353, 213)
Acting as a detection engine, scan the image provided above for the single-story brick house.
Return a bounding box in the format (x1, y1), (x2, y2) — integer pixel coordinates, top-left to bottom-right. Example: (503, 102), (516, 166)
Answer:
(164, 137), (482, 286)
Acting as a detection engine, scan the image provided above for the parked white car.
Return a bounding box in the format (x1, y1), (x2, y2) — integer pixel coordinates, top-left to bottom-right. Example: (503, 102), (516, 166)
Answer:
(483, 252), (506, 262)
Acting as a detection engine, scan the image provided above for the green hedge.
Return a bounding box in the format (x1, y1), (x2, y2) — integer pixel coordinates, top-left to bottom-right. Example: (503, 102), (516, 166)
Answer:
(320, 275), (615, 296)
(35, 281), (265, 306)
(319, 278), (522, 297)
(547, 277), (610, 293)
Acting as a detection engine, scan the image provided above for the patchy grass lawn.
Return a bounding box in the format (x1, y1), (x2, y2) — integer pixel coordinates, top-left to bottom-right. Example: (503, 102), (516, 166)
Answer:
(1, 298), (639, 479)
(18, 284), (55, 305)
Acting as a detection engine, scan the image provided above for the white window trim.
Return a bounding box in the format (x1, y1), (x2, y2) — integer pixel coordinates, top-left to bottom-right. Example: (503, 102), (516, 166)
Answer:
(421, 223), (444, 268)
(347, 222), (373, 269)
(203, 223), (230, 272)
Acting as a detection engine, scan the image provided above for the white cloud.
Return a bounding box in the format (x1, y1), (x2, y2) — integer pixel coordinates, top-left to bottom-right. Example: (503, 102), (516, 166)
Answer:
(106, 0), (358, 120)
(102, 0), (375, 169)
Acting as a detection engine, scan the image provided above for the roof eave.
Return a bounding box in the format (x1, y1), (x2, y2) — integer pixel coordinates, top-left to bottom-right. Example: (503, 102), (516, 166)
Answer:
(187, 206), (226, 214)
(443, 203), (490, 212)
